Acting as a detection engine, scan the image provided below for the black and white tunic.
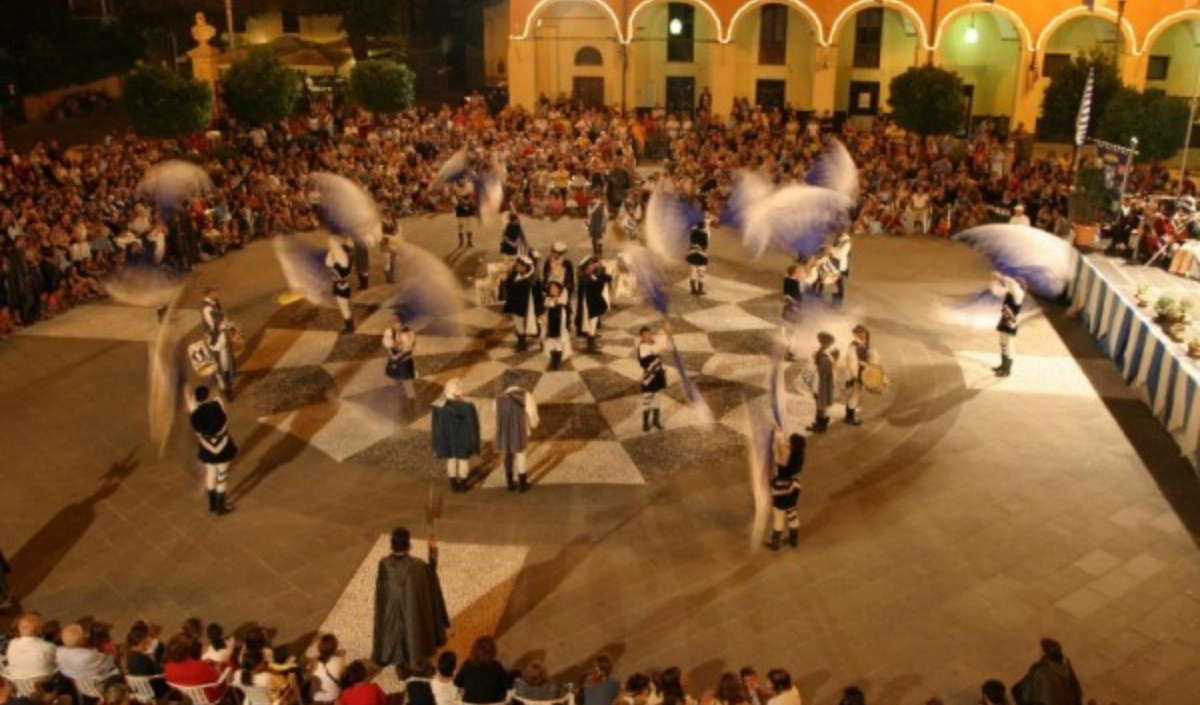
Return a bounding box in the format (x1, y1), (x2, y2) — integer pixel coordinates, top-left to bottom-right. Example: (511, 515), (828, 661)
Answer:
(190, 399), (237, 464)
(201, 297), (224, 335)
(997, 279), (1023, 335)
(328, 244), (353, 299)
(455, 182), (476, 218)
(686, 225), (709, 266)
(770, 475), (802, 511)
(504, 270), (543, 335)
(500, 222), (526, 256)
(383, 324), (415, 380)
(638, 340), (667, 394)
(575, 270), (611, 333)
(782, 277), (803, 324)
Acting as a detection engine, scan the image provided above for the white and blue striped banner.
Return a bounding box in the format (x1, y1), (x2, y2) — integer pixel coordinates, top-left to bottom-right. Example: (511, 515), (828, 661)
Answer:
(1075, 67), (1094, 148)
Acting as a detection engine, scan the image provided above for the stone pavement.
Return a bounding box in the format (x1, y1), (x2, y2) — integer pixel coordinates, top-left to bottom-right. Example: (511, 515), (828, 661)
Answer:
(2, 216), (1200, 705)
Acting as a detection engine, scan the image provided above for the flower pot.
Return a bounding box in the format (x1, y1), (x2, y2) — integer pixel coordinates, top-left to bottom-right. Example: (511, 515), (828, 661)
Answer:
(1072, 223), (1098, 249)
(1168, 324), (1188, 342)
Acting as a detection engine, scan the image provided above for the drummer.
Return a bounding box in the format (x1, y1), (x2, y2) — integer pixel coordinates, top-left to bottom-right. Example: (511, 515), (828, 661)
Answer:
(843, 324), (872, 426)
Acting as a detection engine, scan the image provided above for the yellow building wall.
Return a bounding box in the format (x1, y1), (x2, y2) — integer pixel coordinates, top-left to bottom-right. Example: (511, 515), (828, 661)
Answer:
(243, 11), (344, 45)
(484, 0), (511, 85)
(628, 2), (719, 109)
(1145, 20), (1200, 98)
(834, 8), (918, 113)
(938, 12), (1020, 117)
(532, 3), (623, 104)
(729, 4), (817, 109)
(1044, 15), (1115, 56)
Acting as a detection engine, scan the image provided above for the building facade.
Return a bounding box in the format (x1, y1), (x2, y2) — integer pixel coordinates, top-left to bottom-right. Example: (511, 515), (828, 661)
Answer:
(496, 0), (1200, 129)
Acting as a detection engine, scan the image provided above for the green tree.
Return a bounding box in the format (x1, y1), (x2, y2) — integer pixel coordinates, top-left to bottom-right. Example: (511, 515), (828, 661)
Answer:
(887, 65), (968, 138)
(122, 64), (213, 139)
(1097, 88), (1190, 163)
(222, 49), (299, 126)
(1037, 53), (1123, 142)
(349, 59), (416, 113)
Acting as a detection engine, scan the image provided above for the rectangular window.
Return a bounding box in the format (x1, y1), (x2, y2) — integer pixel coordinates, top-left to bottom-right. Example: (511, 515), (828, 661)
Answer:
(758, 4), (788, 66)
(667, 3), (695, 63)
(853, 8), (883, 69)
(1042, 53), (1070, 78)
(1146, 55), (1170, 81)
(281, 9), (301, 34)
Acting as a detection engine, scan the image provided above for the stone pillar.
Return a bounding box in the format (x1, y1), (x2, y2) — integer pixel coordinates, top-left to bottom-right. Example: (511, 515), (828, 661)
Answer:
(507, 40), (537, 109)
(1011, 48), (1042, 133)
(811, 45), (837, 114)
(709, 42), (735, 119)
(1123, 52), (1147, 91)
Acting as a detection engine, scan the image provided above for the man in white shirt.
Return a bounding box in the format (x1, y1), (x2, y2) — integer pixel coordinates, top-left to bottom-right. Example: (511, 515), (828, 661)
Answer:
(55, 623), (119, 683)
(4, 614), (58, 680)
(1009, 203), (1031, 227)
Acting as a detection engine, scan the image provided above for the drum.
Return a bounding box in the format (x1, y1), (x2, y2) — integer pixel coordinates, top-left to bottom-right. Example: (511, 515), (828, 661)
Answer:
(187, 341), (218, 378)
(861, 363), (888, 394)
(227, 323), (246, 355)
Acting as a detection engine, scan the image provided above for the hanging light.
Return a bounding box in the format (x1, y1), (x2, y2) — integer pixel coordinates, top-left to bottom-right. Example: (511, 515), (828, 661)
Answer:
(964, 13), (979, 44)
(669, 17), (684, 36)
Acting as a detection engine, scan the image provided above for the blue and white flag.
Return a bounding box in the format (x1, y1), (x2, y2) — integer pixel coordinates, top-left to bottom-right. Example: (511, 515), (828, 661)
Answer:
(1075, 67), (1094, 148)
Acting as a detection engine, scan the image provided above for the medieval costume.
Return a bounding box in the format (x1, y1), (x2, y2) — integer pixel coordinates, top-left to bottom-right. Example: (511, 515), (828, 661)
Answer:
(843, 325), (870, 426)
(541, 242), (575, 304)
(204, 323), (236, 397)
(454, 179), (476, 248)
(500, 213), (527, 258)
(494, 372), (540, 492)
(372, 529), (450, 669)
(200, 290), (224, 336)
(575, 257), (611, 353)
(687, 219), (709, 296)
(781, 265), (804, 360)
(326, 238), (355, 333)
(995, 274), (1025, 378)
(587, 196), (607, 256)
(540, 282), (572, 370)
(765, 432), (805, 551)
(381, 220), (402, 285)
(637, 326), (670, 432)
(807, 332), (838, 433)
(829, 231), (852, 301)
(431, 379), (480, 493)
(188, 386), (236, 515)
(383, 317), (416, 397)
(353, 238), (371, 290)
(503, 255), (542, 351)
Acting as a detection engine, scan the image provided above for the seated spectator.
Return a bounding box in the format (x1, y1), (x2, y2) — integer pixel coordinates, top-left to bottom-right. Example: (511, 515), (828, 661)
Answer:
(764, 670), (801, 705)
(431, 652), (461, 705)
(656, 667), (694, 705)
(100, 681), (131, 705)
(309, 634), (345, 705)
(739, 668), (765, 705)
(4, 614), (58, 680)
(337, 661), (385, 705)
(454, 637), (511, 705)
(0, 672), (38, 705)
(837, 688), (865, 705)
(980, 679), (1008, 705)
(55, 623), (119, 683)
(400, 660), (437, 705)
(201, 623), (236, 669)
(514, 660), (567, 702)
(163, 634), (227, 703)
(615, 674), (652, 705)
(122, 621), (167, 697)
(580, 654), (619, 705)
(701, 673), (748, 705)
(236, 648), (298, 705)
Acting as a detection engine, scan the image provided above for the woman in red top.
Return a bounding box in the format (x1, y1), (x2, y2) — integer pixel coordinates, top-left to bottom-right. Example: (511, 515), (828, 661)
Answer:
(164, 634), (227, 703)
(337, 661), (386, 705)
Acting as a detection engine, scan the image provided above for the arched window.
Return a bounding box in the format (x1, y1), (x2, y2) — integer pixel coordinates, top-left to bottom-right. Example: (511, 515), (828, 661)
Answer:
(575, 47), (603, 66)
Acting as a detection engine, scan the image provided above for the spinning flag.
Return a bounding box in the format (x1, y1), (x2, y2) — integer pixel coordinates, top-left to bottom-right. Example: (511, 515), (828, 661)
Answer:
(727, 170), (854, 259)
(954, 224), (1078, 298)
(102, 264), (184, 310)
(746, 408), (776, 553)
(384, 242), (465, 329)
(805, 138), (860, 202)
(273, 236), (335, 307)
(434, 147), (470, 186)
(936, 287), (1043, 330)
(307, 172), (381, 246)
(646, 187), (704, 261)
(478, 156), (508, 231)
(136, 160), (212, 220)
(148, 292), (187, 458)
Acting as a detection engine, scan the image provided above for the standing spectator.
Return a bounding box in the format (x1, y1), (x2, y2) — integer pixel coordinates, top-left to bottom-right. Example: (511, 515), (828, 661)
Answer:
(1012, 639), (1082, 705)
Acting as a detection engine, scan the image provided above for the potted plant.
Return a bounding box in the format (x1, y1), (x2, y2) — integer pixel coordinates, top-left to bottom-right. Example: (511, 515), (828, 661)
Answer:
(1168, 323), (1188, 342)
(1188, 337), (1200, 359)
(1181, 300), (1195, 322)
(1155, 296), (1176, 323)
(1135, 284), (1152, 307)
(1069, 166), (1106, 249)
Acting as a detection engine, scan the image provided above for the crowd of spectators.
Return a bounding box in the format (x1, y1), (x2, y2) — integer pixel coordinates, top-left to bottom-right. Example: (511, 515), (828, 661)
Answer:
(1, 611), (1092, 705)
(2, 92), (1194, 339)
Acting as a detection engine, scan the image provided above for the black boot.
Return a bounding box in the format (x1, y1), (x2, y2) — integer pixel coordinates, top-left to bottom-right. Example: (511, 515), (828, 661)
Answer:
(467, 231), (473, 247)
(504, 455), (517, 492)
(342, 318), (354, 334)
(652, 409), (664, 430)
(206, 490), (217, 513)
(845, 408), (862, 426)
(458, 231), (465, 248)
(214, 492), (234, 516)
(788, 528), (799, 548)
(642, 410), (652, 432)
(449, 477), (459, 492)
(996, 356), (1013, 377)
(991, 356), (1006, 373)
(519, 474), (529, 493)
(764, 531), (781, 551)
(586, 335), (599, 353)
(689, 280), (697, 296)
(549, 351), (562, 370)
(516, 334), (527, 352)
(807, 415), (829, 433)
(697, 282), (705, 296)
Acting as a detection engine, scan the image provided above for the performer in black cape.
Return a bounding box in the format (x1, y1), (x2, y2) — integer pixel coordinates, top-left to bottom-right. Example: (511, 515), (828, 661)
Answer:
(187, 385), (237, 516)
(575, 256), (611, 353)
(372, 527), (450, 671)
(327, 238), (355, 334)
(503, 255), (542, 352)
(687, 217), (709, 296)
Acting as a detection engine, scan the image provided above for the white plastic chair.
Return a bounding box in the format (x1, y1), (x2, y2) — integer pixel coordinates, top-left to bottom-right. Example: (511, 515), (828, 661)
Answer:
(72, 676), (108, 701)
(233, 681), (280, 705)
(1, 671), (54, 699)
(125, 675), (162, 704)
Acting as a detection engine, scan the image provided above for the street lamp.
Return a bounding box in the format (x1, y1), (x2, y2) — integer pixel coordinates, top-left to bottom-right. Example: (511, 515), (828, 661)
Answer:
(224, 0), (236, 51)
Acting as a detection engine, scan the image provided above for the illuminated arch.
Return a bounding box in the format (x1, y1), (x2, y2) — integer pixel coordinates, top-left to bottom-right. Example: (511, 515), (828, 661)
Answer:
(724, 0), (827, 46)
(1138, 10), (1200, 55)
(1035, 6), (1140, 57)
(934, 2), (1033, 52)
(626, 0), (725, 45)
(511, 0), (625, 42)
(828, 0), (932, 52)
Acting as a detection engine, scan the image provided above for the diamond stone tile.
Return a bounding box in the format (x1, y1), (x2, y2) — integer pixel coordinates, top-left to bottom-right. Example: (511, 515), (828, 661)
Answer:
(242, 329), (341, 371)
